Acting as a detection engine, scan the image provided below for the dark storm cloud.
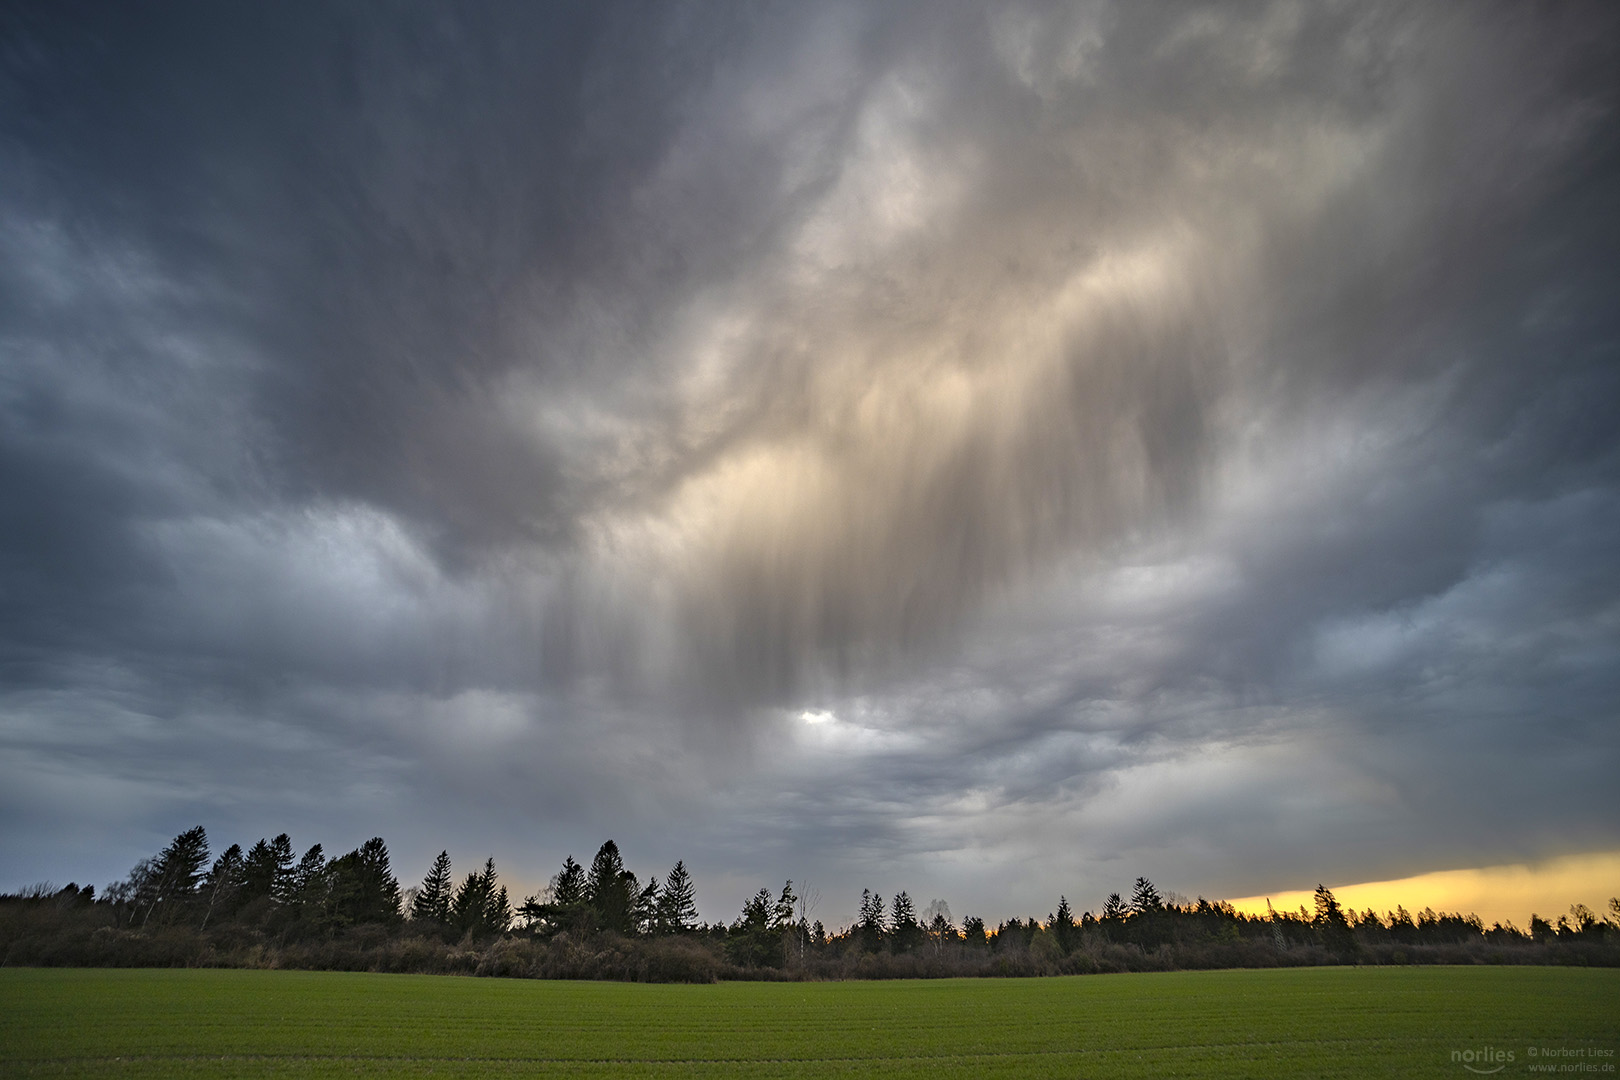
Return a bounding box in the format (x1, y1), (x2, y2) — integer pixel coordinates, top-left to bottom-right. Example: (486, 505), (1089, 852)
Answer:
(1, 2), (1617, 917)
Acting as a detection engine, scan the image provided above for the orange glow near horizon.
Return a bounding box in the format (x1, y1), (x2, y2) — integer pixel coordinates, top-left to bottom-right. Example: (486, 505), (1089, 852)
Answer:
(1224, 851), (1620, 928)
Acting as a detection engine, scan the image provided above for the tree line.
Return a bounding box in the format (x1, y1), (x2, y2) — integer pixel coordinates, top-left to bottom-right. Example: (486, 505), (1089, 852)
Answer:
(4, 826), (1618, 980)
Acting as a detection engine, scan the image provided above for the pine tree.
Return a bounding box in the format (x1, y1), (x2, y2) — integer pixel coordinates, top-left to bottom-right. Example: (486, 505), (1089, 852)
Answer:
(156, 826), (210, 895)
(360, 837), (402, 922)
(655, 860), (698, 933)
(324, 838), (401, 926)
(586, 841), (634, 934)
(632, 876), (660, 935)
(268, 834), (296, 904)
(857, 888), (886, 952)
(411, 851), (453, 923)
(241, 834), (296, 907)
(527, 854), (592, 937)
(145, 826), (209, 925)
(1129, 877), (1163, 915)
(552, 856), (585, 906)
(451, 870), (487, 933)
(585, 842), (624, 901)
(726, 888), (782, 968)
(241, 839), (275, 902)
(289, 844), (327, 911)
(737, 888), (772, 931)
(1052, 895), (1076, 954)
(450, 857), (506, 936)
(1312, 884), (1342, 923)
(515, 893), (546, 930)
(119, 857), (161, 927)
(891, 891), (916, 927)
(891, 891), (920, 953)
(1313, 884), (1353, 957)
(200, 843), (244, 929)
(773, 881), (797, 932)
(487, 881), (512, 934)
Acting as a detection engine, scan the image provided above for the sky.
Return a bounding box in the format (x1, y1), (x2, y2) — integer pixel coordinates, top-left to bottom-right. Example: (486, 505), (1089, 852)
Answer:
(2, 1), (1617, 932)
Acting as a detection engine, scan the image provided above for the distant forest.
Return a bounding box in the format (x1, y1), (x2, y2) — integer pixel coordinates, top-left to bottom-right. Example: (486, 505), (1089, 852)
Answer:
(3, 827), (1617, 981)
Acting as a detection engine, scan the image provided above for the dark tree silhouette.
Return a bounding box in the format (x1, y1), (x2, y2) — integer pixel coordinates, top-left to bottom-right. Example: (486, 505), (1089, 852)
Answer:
(450, 857), (508, 936)
(586, 841), (637, 934)
(857, 889), (886, 952)
(199, 843), (244, 929)
(1313, 884), (1354, 957)
(411, 851), (453, 924)
(655, 860), (698, 933)
(288, 844), (327, 914)
(891, 891), (921, 953)
(1129, 877), (1163, 915)
(528, 854), (593, 937)
(773, 881), (797, 931)
(632, 876), (661, 935)
(451, 871), (486, 932)
(325, 837), (401, 926)
(552, 856), (586, 906)
(145, 826), (209, 925)
(16, 827), (1619, 981)
(727, 887), (781, 967)
(1052, 895), (1076, 955)
(156, 827), (210, 895)
(241, 834), (295, 906)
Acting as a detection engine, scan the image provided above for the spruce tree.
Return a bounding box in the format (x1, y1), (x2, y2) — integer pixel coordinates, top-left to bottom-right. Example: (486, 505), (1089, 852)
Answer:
(726, 888), (781, 968)
(552, 856), (585, 906)
(324, 838), (401, 926)
(1313, 884), (1354, 957)
(358, 837), (402, 922)
(451, 870), (487, 933)
(200, 843), (244, 928)
(1052, 895), (1076, 954)
(773, 880), (797, 931)
(411, 851), (453, 923)
(241, 839), (275, 902)
(289, 844), (327, 911)
(155, 826), (210, 896)
(486, 880), (512, 934)
(731, 888), (770, 933)
(655, 860), (698, 933)
(146, 826), (209, 925)
(585, 841), (625, 904)
(891, 891), (920, 953)
(268, 834), (296, 904)
(857, 889), (886, 952)
(632, 876), (660, 935)
(450, 857), (505, 936)
(479, 858), (507, 933)
(586, 841), (633, 934)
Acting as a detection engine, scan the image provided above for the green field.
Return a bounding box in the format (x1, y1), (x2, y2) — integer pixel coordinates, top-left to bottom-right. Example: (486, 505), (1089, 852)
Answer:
(1, 966), (1614, 1078)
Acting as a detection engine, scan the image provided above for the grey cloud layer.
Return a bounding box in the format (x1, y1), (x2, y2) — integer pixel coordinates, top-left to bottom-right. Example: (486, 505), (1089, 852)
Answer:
(2, 2), (1616, 917)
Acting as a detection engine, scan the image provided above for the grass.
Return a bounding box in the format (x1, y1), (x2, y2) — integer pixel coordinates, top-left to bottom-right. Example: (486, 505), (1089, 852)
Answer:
(0, 966), (1614, 1078)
